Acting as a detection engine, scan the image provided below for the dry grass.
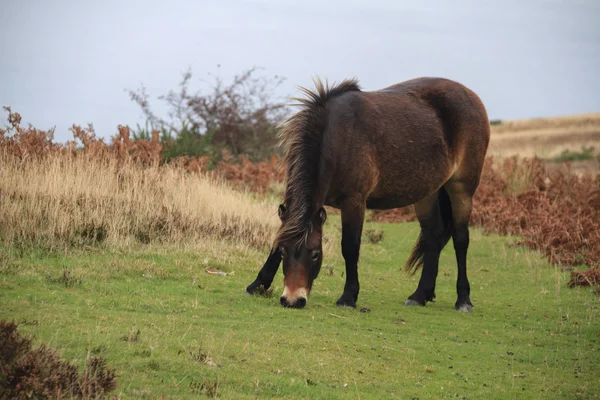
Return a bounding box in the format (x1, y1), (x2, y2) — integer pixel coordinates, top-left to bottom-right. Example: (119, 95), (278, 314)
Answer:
(0, 150), (278, 249)
(491, 113), (600, 134)
(489, 113), (600, 166)
(0, 107), (279, 250)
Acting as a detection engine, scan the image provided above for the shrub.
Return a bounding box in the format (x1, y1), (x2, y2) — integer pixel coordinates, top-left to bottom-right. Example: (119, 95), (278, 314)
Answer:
(0, 320), (117, 399)
(127, 67), (288, 163)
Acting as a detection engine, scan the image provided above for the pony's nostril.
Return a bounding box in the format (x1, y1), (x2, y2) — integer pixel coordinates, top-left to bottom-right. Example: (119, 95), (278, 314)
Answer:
(280, 296), (306, 308)
(295, 297), (307, 309)
(280, 296), (289, 307)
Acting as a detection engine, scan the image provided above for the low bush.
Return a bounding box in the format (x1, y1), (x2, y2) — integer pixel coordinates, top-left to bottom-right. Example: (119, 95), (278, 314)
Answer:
(0, 320), (117, 399)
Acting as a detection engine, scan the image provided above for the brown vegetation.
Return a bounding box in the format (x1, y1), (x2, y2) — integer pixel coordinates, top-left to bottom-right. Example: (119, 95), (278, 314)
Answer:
(472, 157), (600, 267)
(0, 108), (278, 250)
(568, 268), (600, 288)
(371, 157), (600, 271)
(1, 107), (598, 285)
(0, 320), (117, 399)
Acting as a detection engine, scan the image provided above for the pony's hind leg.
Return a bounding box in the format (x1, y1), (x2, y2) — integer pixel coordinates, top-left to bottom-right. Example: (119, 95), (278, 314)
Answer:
(405, 190), (453, 306)
(444, 180), (475, 312)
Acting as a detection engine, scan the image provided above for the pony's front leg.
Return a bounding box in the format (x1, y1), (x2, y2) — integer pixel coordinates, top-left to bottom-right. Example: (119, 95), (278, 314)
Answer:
(337, 200), (365, 308)
(246, 247), (282, 294)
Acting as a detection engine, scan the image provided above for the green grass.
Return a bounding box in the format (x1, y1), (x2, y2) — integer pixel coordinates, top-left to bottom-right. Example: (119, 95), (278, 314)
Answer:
(1, 218), (599, 399)
(546, 146), (598, 163)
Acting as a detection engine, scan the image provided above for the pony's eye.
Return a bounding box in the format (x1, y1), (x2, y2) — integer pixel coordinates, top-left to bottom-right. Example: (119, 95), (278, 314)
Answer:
(311, 251), (321, 261)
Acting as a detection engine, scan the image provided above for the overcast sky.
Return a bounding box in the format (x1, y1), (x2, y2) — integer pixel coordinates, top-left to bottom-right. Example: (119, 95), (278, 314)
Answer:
(1, 0), (599, 142)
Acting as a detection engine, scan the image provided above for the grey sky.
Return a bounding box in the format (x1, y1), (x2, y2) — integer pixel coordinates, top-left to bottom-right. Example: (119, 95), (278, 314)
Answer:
(1, 0), (599, 142)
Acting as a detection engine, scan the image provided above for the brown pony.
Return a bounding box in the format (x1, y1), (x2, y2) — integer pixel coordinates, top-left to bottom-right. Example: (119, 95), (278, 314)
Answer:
(246, 77), (490, 311)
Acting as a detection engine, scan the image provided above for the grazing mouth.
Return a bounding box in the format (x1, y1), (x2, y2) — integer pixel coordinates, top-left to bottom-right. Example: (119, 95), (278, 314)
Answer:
(280, 286), (308, 308)
(280, 296), (307, 309)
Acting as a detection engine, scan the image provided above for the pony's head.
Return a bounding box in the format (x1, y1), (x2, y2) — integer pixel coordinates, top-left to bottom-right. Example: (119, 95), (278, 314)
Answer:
(277, 203), (326, 308)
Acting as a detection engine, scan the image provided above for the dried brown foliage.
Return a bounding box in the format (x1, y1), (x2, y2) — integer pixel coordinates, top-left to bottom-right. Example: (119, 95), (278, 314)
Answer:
(0, 108), (278, 249)
(2, 106), (598, 275)
(0, 107), (59, 160)
(369, 206), (417, 224)
(169, 150), (285, 195)
(472, 157), (600, 268)
(67, 123), (162, 167)
(215, 152), (285, 194)
(0, 320), (117, 399)
(367, 157), (600, 272)
(568, 268), (600, 288)
(0, 106), (163, 166)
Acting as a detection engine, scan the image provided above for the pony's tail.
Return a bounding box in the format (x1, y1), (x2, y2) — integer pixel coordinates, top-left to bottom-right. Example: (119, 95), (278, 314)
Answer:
(404, 187), (454, 274)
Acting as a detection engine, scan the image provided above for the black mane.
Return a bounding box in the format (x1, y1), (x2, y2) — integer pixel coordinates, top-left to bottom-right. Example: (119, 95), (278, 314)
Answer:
(275, 77), (361, 245)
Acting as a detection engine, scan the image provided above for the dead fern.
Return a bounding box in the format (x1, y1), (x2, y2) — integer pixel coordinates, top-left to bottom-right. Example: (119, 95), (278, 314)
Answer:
(0, 320), (117, 399)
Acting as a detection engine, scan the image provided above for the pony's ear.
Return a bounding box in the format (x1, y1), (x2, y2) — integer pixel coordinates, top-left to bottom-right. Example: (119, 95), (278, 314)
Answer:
(317, 207), (327, 225)
(278, 204), (287, 220)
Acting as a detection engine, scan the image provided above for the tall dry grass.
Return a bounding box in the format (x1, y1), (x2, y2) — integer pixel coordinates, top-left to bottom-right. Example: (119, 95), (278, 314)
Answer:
(0, 109), (279, 250)
(488, 113), (600, 162)
(0, 150), (278, 249)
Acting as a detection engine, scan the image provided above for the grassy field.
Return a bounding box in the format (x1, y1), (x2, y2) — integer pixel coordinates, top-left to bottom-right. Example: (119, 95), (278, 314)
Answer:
(488, 113), (600, 175)
(1, 217), (598, 399)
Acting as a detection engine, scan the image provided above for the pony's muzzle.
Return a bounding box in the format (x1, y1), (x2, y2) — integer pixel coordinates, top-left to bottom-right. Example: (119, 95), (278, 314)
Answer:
(280, 296), (306, 308)
(280, 287), (308, 309)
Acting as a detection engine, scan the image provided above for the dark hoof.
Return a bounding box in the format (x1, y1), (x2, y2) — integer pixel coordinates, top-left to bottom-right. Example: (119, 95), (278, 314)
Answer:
(246, 282), (258, 295)
(456, 303), (473, 313)
(336, 297), (357, 308)
(404, 299), (425, 307)
(246, 281), (269, 295)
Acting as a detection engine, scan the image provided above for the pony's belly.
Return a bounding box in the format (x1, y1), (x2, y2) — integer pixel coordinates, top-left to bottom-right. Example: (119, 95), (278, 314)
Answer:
(366, 177), (445, 209)
(365, 195), (415, 210)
